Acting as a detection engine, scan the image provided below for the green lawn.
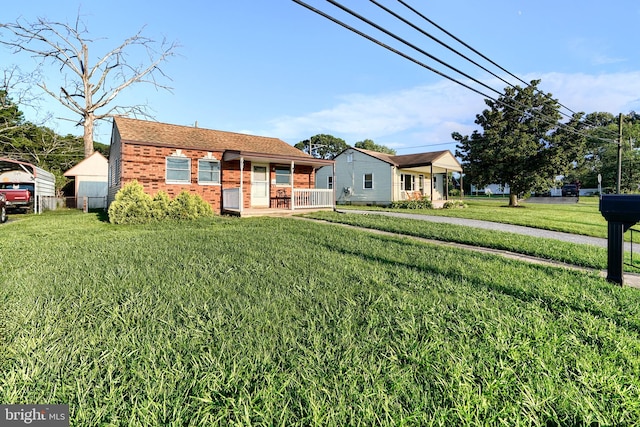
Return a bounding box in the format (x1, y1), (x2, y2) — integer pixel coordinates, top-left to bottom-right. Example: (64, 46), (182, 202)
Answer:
(3, 211), (640, 425)
(341, 197), (610, 238)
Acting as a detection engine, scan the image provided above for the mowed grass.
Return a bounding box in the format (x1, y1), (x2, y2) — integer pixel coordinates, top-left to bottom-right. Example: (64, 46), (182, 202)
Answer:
(343, 197), (611, 238)
(3, 211), (640, 425)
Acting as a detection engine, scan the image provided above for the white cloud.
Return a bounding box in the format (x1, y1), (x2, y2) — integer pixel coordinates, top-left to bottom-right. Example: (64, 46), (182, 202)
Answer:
(267, 71), (640, 150)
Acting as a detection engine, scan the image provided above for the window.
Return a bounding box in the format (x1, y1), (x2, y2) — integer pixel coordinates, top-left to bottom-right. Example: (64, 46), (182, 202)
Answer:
(402, 174), (415, 191)
(198, 159), (220, 184)
(327, 176), (333, 189)
(275, 166), (291, 185)
(346, 153), (353, 163)
(166, 156), (190, 183)
(363, 173), (373, 189)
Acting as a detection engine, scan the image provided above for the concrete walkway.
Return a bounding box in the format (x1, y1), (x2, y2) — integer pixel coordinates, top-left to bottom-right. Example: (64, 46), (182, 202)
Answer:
(333, 209), (640, 288)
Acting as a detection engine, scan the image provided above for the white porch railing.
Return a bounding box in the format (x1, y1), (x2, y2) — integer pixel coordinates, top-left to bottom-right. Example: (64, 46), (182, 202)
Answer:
(223, 188), (241, 210)
(293, 189), (333, 209)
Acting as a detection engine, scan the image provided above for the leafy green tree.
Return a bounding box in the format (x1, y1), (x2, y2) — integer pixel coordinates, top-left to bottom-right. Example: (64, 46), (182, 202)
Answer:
(354, 139), (396, 155)
(295, 134), (348, 159)
(571, 112), (640, 192)
(453, 80), (580, 206)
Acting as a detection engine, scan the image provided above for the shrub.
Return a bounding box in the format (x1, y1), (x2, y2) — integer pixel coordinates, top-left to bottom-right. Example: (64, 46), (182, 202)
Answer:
(108, 181), (154, 224)
(109, 182), (214, 224)
(448, 189), (461, 197)
(169, 191), (214, 220)
(151, 191), (172, 221)
(443, 200), (468, 209)
(390, 197), (433, 210)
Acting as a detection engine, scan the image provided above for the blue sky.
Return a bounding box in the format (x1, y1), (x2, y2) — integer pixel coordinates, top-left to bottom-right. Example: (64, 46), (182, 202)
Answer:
(2, 1), (640, 153)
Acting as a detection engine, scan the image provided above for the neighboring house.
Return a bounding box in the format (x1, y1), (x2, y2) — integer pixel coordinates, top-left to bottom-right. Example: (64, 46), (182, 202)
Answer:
(470, 183), (511, 196)
(64, 151), (108, 210)
(316, 147), (463, 205)
(107, 117), (334, 216)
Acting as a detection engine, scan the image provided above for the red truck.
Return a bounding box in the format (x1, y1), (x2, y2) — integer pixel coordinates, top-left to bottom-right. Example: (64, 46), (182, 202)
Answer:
(0, 185), (32, 213)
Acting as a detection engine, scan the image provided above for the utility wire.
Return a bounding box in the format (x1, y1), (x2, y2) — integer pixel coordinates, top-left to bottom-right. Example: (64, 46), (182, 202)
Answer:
(296, 0), (615, 144)
(291, 0), (498, 102)
(396, 0), (621, 140)
(325, 0), (503, 98)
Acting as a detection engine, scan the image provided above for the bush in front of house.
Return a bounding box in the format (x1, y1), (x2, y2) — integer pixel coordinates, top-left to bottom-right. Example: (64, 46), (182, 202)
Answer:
(442, 200), (468, 209)
(109, 181), (214, 224)
(168, 190), (213, 220)
(390, 197), (433, 210)
(108, 180), (154, 224)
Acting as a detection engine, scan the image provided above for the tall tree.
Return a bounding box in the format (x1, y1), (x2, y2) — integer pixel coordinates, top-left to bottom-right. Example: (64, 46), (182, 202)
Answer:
(572, 112), (640, 192)
(453, 80), (573, 206)
(295, 134), (348, 159)
(354, 139), (396, 155)
(0, 14), (178, 158)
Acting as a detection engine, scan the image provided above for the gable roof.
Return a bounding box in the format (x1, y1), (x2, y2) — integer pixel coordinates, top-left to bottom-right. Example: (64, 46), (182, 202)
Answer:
(349, 147), (462, 171)
(64, 151), (108, 177)
(113, 117), (325, 163)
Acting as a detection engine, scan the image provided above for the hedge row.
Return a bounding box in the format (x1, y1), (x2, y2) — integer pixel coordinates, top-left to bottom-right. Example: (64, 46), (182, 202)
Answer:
(108, 181), (214, 224)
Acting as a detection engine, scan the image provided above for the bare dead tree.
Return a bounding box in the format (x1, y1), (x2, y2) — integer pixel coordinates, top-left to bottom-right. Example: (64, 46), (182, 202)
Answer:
(0, 65), (42, 136)
(0, 14), (178, 157)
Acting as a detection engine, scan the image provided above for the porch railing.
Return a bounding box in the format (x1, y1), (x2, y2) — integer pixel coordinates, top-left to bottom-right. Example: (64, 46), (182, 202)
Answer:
(293, 189), (333, 209)
(223, 188), (241, 210)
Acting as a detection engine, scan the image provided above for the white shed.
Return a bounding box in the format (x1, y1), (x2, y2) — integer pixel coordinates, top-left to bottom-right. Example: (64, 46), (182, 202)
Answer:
(64, 151), (108, 209)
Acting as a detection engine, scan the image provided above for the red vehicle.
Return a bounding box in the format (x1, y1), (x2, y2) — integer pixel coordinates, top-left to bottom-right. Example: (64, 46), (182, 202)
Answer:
(0, 193), (7, 223)
(0, 185), (32, 212)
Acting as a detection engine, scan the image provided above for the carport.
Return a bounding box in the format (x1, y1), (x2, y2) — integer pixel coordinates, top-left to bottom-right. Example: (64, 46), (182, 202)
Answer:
(0, 158), (56, 213)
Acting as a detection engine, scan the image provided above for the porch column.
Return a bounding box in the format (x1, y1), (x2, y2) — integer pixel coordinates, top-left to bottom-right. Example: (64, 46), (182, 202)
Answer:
(290, 160), (295, 210)
(460, 173), (464, 199)
(445, 168), (449, 200)
(240, 157), (244, 213)
(333, 162), (337, 211)
(430, 164), (434, 202)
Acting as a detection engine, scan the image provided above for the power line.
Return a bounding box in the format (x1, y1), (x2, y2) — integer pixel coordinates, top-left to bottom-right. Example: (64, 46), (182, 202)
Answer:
(293, 0), (615, 144)
(395, 0), (621, 140)
(325, 0), (503, 98)
(291, 0), (498, 101)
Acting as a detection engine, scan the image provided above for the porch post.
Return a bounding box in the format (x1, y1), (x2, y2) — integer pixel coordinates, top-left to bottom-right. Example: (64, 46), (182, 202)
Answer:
(333, 162), (337, 211)
(430, 164), (434, 202)
(445, 168), (449, 200)
(240, 157), (244, 213)
(460, 172), (464, 199)
(290, 160), (295, 210)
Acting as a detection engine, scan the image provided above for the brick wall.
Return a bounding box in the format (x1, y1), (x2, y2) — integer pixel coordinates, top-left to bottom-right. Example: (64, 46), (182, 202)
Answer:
(121, 144), (224, 213)
(120, 143), (317, 213)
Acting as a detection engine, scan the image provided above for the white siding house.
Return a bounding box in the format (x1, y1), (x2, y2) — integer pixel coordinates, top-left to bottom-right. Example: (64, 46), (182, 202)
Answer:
(316, 147), (463, 205)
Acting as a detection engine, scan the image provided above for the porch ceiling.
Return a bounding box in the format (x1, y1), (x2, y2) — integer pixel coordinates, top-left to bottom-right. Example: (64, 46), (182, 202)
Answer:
(223, 150), (334, 168)
(401, 163), (463, 174)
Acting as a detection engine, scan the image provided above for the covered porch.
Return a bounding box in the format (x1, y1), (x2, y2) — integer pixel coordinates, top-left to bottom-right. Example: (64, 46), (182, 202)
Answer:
(221, 150), (335, 217)
(394, 151), (463, 202)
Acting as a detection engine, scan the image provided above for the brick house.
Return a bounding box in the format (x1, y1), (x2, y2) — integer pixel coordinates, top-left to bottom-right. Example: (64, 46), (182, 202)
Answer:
(107, 117), (335, 216)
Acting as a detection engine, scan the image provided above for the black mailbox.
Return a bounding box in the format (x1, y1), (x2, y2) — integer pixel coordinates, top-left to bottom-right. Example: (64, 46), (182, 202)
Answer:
(599, 195), (640, 284)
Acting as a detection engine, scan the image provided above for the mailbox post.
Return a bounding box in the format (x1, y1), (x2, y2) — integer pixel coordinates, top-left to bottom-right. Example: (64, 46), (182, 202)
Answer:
(599, 195), (640, 285)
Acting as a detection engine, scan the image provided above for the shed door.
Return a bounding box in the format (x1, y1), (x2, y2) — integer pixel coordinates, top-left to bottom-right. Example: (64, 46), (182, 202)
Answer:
(251, 164), (269, 207)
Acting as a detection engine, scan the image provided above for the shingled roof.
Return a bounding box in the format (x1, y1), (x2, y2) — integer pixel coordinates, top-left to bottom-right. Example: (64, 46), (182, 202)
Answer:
(114, 116), (311, 159)
(353, 147), (462, 171)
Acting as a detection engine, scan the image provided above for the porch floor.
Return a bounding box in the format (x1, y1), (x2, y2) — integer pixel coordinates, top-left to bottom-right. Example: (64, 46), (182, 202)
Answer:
(222, 207), (334, 218)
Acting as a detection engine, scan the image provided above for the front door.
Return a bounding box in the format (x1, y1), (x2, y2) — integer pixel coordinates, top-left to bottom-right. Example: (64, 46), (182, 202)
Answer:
(251, 164), (269, 207)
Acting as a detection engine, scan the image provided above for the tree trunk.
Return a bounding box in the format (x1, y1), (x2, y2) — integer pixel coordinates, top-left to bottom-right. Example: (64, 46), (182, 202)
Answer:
(509, 193), (519, 207)
(83, 113), (94, 158)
